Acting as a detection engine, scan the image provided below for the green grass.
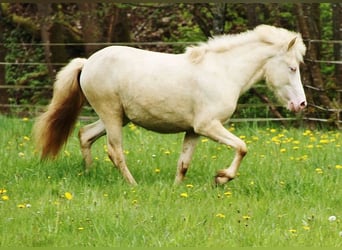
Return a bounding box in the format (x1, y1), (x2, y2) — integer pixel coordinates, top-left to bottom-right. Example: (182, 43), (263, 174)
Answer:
(0, 115), (341, 247)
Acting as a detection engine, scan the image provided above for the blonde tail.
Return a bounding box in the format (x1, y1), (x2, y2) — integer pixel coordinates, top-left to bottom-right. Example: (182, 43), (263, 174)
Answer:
(33, 58), (87, 159)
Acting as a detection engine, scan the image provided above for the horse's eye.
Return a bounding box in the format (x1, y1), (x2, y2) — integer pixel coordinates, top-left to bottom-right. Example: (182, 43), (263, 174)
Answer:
(289, 67), (297, 72)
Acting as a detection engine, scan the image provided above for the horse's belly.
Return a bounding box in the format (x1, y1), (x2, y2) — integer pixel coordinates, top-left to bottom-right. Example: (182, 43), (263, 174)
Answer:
(123, 104), (193, 133)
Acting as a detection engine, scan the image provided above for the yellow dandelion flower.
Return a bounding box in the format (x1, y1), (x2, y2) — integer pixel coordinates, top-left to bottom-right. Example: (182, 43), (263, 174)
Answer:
(319, 139), (329, 144)
(336, 164), (342, 169)
(280, 148), (286, 153)
(186, 184), (194, 188)
(315, 168), (323, 174)
(303, 226), (310, 231)
(17, 204), (25, 208)
(132, 199), (138, 205)
(224, 191), (232, 196)
(22, 117), (29, 122)
(0, 188), (7, 194)
(201, 138), (208, 143)
(288, 229), (297, 233)
(23, 136), (30, 141)
(18, 152), (25, 158)
(216, 213), (225, 218)
(1, 195), (9, 201)
(180, 192), (188, 198)
(270, 129), (277, 133)
(78, 227), (84, 231)
(164, 150), (171, 155)
(64, 192), (73, 200)
(242, 215), (251, 220)
(154, 168), (160, 173)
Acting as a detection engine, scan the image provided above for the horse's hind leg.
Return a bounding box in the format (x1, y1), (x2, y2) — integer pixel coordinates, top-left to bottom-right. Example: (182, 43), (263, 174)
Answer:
(78, 119), (106, 172)
(174, 131), (199, 184)
(101, 116), (137, 185)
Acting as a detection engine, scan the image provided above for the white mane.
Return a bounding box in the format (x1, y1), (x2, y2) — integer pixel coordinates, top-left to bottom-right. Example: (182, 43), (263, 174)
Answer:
(186, 24), (306, 64)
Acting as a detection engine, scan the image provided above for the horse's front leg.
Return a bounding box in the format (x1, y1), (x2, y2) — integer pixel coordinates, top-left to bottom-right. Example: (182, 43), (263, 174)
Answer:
(174, 131), (200, 184)
(194, 120), (247, 185)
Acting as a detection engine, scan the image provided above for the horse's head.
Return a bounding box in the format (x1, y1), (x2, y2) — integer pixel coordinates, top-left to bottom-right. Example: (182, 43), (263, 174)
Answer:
(264, 36), (307, 112)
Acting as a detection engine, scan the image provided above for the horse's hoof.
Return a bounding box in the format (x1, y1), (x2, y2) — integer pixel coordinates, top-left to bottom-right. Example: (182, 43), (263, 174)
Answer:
(214, 170), (234, 185)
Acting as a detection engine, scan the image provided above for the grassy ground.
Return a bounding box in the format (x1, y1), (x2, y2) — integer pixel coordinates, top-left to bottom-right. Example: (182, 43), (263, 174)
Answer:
(0, 115), (341, 247)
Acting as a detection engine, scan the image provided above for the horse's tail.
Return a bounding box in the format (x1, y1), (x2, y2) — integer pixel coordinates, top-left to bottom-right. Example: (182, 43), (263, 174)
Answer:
(33, 58), (87, 159)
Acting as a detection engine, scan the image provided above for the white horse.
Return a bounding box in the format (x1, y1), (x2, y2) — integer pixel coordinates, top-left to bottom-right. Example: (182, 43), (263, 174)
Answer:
(33, 25), (307, 185)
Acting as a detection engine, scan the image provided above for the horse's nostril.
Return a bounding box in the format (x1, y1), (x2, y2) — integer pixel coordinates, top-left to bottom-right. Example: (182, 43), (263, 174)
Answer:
(300, 101), (306, 107)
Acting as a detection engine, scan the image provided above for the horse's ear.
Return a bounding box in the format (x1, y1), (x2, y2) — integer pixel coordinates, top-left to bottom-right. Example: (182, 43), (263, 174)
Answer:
(287, 37), (297, 51)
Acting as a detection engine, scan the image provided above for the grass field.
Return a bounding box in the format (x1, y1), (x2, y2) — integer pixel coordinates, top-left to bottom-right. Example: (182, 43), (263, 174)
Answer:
(0, 115), (341, 247)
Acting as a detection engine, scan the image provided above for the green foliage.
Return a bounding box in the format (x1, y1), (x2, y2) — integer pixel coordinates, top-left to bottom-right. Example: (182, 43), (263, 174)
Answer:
(4, 27), (49, 105)
(0, 117), (341, 246)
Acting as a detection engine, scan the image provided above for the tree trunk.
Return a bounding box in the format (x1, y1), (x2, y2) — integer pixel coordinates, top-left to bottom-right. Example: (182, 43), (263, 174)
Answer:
(212, 3), (227, 35)
(332, 3), (342, 128)
(332, 3), (342, 88)
(294, 4), (332, 111)
(79, 3), (103, 56)
(37, 3), (54, 79)
(0, 6), (9, 113)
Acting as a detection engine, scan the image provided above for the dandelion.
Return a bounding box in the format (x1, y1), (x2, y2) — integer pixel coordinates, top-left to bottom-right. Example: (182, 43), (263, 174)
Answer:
(1, 195), (9, 201)
(288, 229), (297, 233)
(315, 168), (323, 174)
(242, 215), (251, 220)
(201, 138), (208, 143)
(164, 150), (171, 155)
(180, 192), (188, 198)
(224, 191), (232, 197)
(280, 148), (286, 153)
(0, 188), (7, 194)
(132, 199), (138, 205)
(64, 192), (73, 200)
(186, 184), (194, 188)
(154, 168), (160, 174)
(18, 152), (25, 158)
(22, 117), (29, 122)
(336, 164), (342, 169)
(302, 226), (310, 231)
(17, 204), (25, 208)
(78, 227), (84, 231)
(216, 213), (225, 218)
(23, 136), (30, 141)
(319, 139), (329, 144)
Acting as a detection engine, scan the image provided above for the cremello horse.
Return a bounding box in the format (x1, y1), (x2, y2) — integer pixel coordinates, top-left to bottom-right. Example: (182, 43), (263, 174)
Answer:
(33, 25), (307, 185)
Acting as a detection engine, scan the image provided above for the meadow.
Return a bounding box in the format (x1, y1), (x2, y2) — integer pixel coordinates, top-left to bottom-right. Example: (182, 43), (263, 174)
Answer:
(0, 115), (341, 247)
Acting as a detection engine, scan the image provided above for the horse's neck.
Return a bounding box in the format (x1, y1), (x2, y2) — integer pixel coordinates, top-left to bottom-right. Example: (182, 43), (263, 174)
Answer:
(231, 44), (275, 95)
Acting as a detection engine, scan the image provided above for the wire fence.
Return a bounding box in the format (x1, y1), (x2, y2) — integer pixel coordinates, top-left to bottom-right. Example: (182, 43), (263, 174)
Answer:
(0, 40), (341, 126)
